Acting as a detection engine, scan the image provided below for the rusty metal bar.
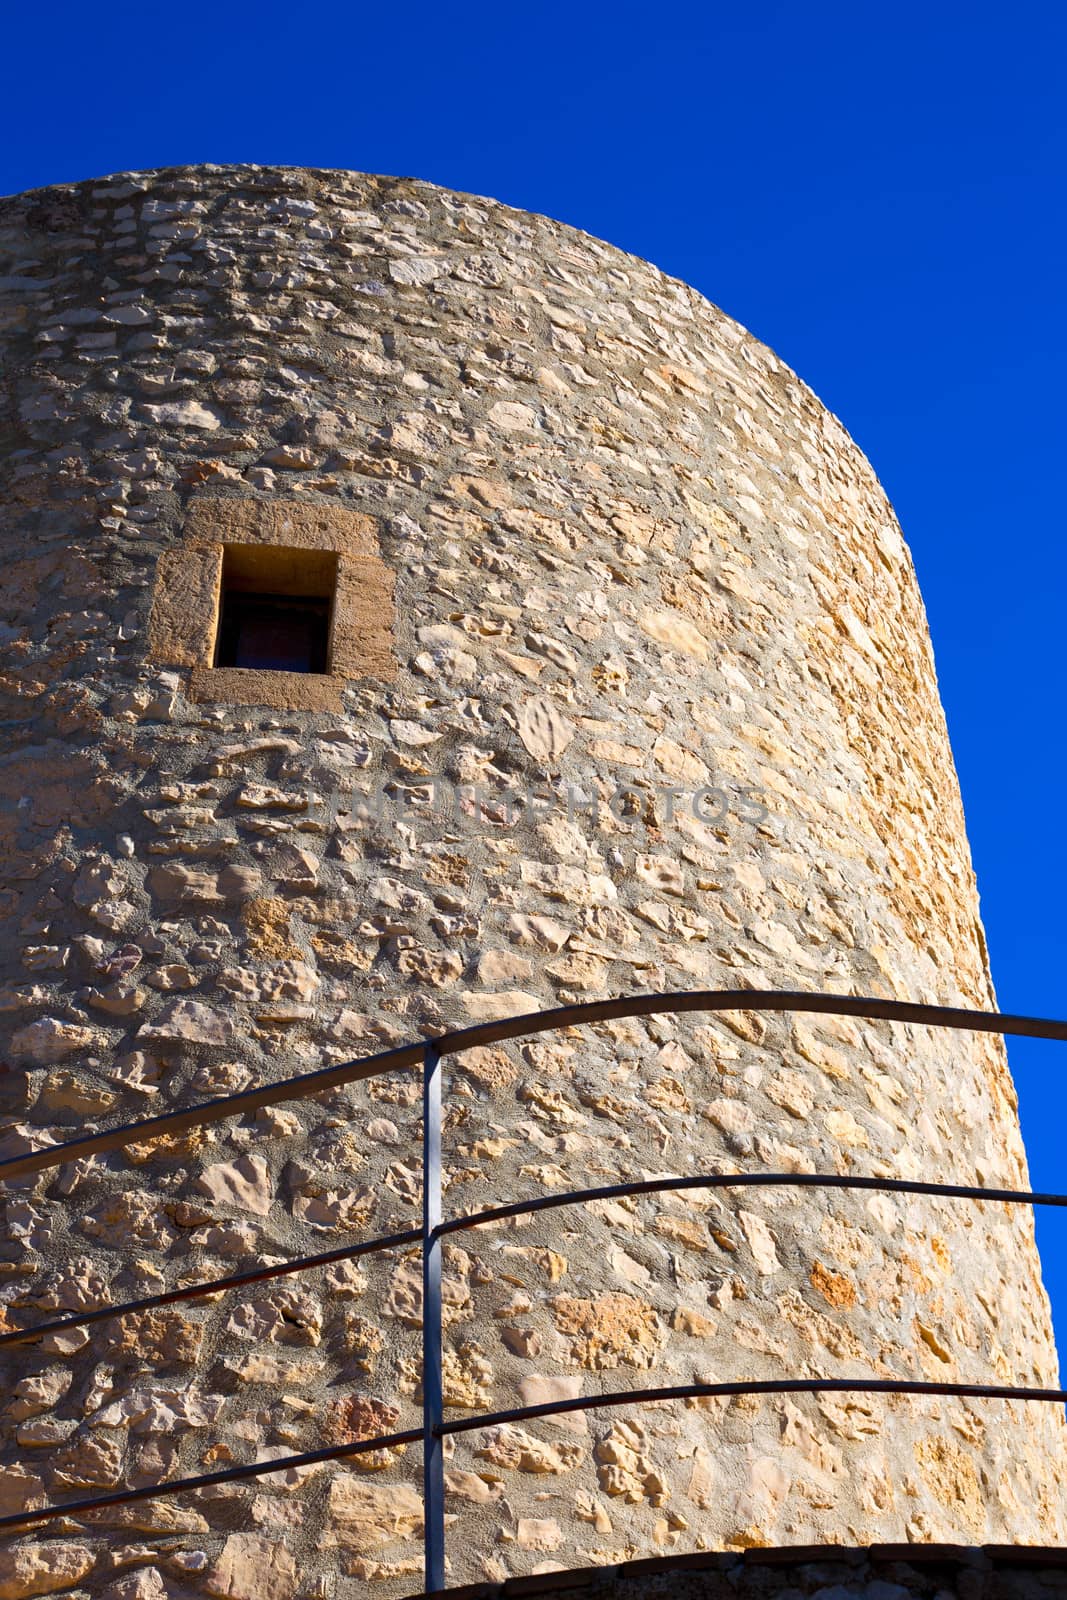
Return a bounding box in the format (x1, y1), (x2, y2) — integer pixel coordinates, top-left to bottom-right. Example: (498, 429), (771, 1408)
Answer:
(3, 989), (1065, 1184)
(0, 1226), (421, 1351)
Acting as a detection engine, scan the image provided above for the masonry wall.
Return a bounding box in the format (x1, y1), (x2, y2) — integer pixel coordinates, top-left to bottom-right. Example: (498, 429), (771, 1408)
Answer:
(0, 164), (1062, 1600)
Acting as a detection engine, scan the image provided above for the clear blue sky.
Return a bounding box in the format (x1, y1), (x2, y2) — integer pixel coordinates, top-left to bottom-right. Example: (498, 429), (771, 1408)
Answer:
(4, 1), (1067, 1341)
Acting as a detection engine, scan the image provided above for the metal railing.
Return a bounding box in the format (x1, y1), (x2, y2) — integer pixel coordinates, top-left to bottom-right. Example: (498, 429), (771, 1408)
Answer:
(2, 988), (1067, 1593)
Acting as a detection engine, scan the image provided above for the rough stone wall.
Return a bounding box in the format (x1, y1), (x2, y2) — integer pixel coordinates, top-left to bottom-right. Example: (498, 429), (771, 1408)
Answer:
(0, 164), (1062, 1599)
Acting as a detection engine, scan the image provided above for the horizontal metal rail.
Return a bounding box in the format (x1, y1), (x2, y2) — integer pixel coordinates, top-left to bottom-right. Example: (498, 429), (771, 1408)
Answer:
(3, 1376), (1067, 1535)
(0, 1167), (1060, 1379)
(439, 1170), (1067, 1237)
(439, 1377), (1067, 1439)
(0, 1171), (1059, 1356)
(0, 1226), (421, 1351)
(2, 989), (1065, 1183)
(0, 1426), (421, 1534)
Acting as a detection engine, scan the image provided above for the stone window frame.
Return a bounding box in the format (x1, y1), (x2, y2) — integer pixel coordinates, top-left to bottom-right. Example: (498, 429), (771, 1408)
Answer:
(147, 497), (396, 710)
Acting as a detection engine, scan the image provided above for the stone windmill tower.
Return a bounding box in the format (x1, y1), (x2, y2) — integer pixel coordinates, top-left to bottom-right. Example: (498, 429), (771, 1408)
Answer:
(0, 165), (1063, 1599)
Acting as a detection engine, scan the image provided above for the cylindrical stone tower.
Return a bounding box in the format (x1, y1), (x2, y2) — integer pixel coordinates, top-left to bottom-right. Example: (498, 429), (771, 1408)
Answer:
(0, 165), (1062, 1596)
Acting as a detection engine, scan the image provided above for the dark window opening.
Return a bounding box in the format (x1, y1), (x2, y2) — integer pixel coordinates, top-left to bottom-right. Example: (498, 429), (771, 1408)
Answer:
(213, 545), (337, 675)
(215, 592), (331, 673)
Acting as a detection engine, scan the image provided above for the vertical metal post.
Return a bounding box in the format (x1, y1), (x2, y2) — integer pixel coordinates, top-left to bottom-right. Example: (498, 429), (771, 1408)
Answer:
(422, 1041), (446, 1592)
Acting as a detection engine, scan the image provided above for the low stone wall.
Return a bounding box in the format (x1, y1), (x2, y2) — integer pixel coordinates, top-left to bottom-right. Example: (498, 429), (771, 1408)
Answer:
(414, 1545), (1067, 1599)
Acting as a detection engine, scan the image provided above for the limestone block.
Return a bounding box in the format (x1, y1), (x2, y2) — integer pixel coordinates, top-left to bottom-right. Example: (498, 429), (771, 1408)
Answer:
(0, 1545), (94, 1600)
(205, 1534), (297, 1600)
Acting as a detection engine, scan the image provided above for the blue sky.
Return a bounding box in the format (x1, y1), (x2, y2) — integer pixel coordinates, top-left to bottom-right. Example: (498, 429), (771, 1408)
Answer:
(4, 1), (1067, 1340)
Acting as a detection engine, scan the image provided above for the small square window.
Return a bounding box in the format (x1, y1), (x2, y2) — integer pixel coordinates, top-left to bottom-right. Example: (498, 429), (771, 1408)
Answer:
(213, 545), (337, 676)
